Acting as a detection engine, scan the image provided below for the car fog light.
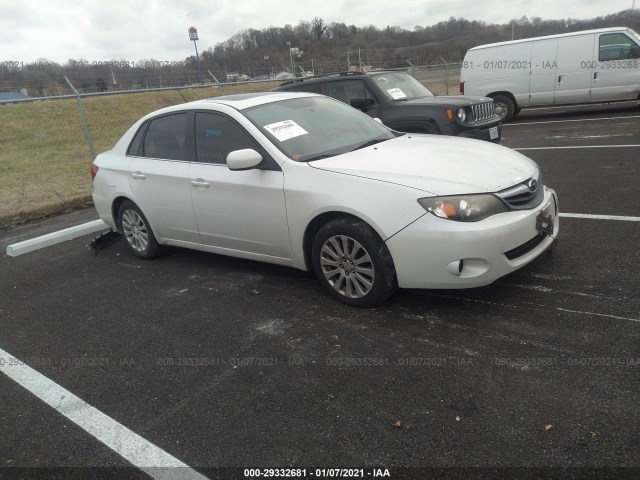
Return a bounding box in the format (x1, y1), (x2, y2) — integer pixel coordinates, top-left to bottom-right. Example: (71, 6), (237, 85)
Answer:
(446, 260), (464, 276)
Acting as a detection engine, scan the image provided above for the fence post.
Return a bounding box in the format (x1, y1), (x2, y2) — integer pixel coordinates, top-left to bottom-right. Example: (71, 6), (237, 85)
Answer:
(207, 70), (223, 96)
(64, 76), (96, 160)
(439, 57), (449, 95)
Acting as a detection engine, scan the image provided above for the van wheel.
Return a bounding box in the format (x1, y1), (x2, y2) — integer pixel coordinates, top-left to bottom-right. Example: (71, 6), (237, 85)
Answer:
(492, 95), (516, 122)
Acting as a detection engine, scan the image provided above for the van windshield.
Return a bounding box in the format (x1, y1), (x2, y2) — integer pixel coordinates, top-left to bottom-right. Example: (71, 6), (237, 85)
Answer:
(369, 72), (435, 101)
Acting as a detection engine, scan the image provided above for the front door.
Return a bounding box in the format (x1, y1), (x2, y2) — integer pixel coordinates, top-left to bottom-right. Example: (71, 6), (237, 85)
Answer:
(188, 112), (291, 260)
(591, 31), (640, 102)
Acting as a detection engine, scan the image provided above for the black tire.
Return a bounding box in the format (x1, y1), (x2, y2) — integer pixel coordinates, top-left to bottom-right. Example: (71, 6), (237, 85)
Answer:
(491, 95), (516, 122)
(117, 200), (159, 259)
(311, 217), (397, 307)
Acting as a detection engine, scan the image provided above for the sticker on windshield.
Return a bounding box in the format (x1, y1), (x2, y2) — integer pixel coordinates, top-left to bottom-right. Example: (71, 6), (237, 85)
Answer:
(263, 120), (308, 142)
(386, 88), (407, 100)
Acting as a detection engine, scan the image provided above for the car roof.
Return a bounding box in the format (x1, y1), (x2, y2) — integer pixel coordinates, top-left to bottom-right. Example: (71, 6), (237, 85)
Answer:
(138, 91), (321, 120)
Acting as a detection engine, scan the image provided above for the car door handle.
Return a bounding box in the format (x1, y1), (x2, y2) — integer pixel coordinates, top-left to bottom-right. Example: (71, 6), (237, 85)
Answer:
(593, 72), (598, 82)
(131, 172), (146, 180)
(557, 75), (563, 84)
(190, 179), (210, 188)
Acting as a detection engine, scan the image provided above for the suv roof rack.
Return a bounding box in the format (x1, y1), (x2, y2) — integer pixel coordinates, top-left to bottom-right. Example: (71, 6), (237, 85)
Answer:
(278, 71), (370, 86)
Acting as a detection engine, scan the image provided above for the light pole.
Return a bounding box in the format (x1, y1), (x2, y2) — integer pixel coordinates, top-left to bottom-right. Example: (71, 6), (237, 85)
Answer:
(189, 26), (203, 85)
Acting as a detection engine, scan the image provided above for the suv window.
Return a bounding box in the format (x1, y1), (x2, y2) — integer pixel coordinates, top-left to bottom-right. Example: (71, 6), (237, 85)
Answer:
(286, 82), (324, 94)
(142, 114), (188, 160)
(599, 33), (640, 61)
(195, 112), (263, 165)
(326, 80), (376, 106)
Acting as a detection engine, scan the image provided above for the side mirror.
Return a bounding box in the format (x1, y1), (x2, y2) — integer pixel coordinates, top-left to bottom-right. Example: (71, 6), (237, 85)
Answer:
(227, 149), (263, 170)
(350, 97), (375, 111)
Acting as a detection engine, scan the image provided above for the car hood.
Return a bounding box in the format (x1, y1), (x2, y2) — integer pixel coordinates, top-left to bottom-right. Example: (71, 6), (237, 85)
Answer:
(309, 135), (538, 196)
(400, 95), (493, 107)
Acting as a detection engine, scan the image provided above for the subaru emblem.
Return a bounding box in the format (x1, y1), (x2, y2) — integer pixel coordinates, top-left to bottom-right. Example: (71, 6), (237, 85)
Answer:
(527, 179), (538, 192)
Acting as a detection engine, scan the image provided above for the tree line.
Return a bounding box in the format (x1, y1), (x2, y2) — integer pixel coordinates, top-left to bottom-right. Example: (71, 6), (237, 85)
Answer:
(1, 9), (639, 97)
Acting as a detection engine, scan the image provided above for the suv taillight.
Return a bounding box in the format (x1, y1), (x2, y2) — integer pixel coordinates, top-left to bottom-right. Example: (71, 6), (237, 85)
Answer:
(459, 82), (465, 95)
(91, 163), (99, 180)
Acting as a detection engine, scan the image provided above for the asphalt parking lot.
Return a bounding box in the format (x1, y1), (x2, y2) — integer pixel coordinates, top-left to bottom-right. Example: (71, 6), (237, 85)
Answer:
(1, 103), (639, 480)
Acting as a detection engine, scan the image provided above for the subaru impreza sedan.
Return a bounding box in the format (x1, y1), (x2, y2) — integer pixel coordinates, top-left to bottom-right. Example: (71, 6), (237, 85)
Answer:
(91, 91), (558, 307)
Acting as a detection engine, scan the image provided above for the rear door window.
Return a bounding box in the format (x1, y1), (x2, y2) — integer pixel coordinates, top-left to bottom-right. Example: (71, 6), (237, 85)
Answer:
(142, 113), (188, 160)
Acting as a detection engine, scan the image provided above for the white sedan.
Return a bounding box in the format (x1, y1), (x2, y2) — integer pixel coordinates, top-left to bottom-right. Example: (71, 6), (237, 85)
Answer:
(92, 92), (558, 307)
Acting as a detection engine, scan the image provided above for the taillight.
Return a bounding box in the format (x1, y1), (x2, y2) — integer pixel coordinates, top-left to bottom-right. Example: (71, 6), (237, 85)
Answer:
(460, 82), (465, 95)
(91, 163), (99, 180)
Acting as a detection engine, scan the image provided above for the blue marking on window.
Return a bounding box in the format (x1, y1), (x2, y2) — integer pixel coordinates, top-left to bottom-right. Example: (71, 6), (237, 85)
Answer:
(206, 129), (223, 137)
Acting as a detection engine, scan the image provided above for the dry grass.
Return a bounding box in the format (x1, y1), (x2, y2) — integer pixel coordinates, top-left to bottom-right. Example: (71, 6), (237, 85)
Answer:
(0, 82), (279, 228)
(0, 75), (456, 228)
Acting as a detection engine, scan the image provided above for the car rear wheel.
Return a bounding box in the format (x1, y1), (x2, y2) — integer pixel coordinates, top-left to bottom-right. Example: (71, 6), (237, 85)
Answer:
(491, 95), (516, 122)
(312, 218), (397, 307)
(117, 200), (159, 259)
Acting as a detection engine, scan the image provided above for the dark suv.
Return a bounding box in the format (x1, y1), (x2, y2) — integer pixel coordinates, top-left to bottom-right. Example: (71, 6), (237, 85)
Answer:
(273, 71), (502, 143)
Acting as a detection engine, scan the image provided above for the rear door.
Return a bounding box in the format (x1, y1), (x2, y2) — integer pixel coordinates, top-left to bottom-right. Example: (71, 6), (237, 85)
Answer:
(127, 113), (201, 243)
(326, 79), (382, 119)
(554, 34), (594, 105)
(591, 31), (640, 102)
(529, 39), (558, 106)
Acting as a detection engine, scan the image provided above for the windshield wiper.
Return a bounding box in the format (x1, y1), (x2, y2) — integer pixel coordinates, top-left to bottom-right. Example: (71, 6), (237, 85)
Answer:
(351, 138), (389, 151)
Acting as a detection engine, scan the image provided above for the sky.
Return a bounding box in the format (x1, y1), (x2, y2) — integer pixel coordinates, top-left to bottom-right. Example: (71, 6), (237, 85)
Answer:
(0, 0), (635, 64)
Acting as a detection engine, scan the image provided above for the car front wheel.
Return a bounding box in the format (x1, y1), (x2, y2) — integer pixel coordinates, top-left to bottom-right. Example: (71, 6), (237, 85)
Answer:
(312, 218), (397, 307)
(117, 200), (159, 259)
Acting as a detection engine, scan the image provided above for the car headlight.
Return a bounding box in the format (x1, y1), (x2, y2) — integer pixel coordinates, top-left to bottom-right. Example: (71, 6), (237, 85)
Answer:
(457, 108), (466, 122)
(418, 194), (508, 222)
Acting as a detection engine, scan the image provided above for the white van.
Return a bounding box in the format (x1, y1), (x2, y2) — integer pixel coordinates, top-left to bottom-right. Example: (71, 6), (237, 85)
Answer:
(460, 27), (640, 121)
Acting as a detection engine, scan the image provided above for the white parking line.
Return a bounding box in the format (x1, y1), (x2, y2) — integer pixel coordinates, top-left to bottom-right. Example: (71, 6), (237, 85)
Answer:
(0, 347), (207, 480)
(504, 114), (640, 127)
(515, 145), (640, 150)
(560, 213), (640, 222)
(6, 220), (107, 257)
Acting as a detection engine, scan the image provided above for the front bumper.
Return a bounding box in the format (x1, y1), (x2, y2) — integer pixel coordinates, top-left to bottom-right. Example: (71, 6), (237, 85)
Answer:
(457, 123), (502, 143)
(386, 188), (559, 289)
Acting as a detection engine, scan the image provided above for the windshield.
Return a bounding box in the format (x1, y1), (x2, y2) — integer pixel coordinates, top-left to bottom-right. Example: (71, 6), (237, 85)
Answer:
(242, 96), (397, 162)
(369, 72), (435, 101)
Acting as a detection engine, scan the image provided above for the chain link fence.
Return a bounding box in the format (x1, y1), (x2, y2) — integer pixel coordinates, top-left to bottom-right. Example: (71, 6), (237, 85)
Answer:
(0, 63), (459, 228)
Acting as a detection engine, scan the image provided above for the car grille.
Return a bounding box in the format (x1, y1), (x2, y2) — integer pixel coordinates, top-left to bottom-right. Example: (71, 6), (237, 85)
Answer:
(471, 102), (496, 122)
(496, 171), (544, 211)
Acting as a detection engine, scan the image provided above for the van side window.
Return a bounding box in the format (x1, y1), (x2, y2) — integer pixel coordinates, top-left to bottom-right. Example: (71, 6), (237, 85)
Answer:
(599, 33), (640, 61)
